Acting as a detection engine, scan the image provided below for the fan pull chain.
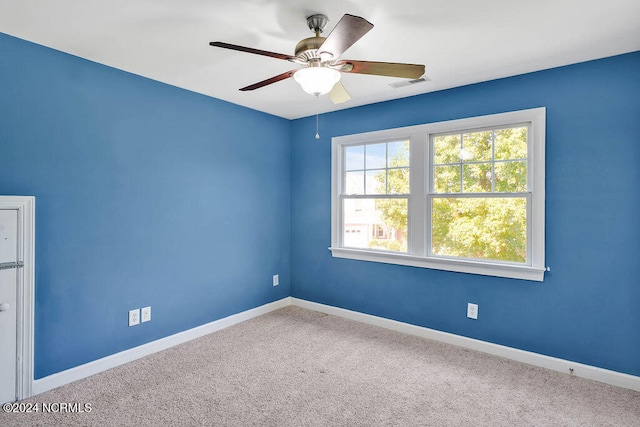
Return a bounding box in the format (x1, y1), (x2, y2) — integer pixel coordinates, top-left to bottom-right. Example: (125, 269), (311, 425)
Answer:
(315, 95), (320, 139)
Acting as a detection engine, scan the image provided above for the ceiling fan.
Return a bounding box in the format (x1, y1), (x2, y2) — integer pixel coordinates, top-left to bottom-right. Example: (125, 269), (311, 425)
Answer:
(209, 13), (425, 104)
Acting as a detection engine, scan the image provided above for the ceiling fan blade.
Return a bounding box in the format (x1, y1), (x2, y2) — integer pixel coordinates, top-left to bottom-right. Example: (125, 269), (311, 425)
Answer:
(318, 14), (373, 61)
(210, 42), (297, 62)
(329, 81), (351, 104)
(336, 60), (425, 79)
(239, 70), (295, 91)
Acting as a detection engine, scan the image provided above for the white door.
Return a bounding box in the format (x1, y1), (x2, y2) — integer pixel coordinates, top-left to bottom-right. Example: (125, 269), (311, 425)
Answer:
(0, 209), (18, 403)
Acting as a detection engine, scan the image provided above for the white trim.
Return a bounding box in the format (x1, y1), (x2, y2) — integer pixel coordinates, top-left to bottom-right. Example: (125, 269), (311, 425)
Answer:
(409, 134), (427, 256)
(32, 297), (291, 396)
(28, 295), (640, 398)
(331, 108), (546, 281)
(0, 196), (35, 401)
(290, 298), (640, 392)
(329, 247), (546, 281)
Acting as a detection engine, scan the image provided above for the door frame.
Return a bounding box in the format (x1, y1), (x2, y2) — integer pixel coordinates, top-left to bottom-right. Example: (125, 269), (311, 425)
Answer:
(0, 196), (35, 401)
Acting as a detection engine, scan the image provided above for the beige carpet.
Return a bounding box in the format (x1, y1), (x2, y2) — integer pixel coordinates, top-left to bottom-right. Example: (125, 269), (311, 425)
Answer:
(2, 306), (639, 426)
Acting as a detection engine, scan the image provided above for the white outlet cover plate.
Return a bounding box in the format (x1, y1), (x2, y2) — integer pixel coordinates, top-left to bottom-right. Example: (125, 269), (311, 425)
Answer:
(467, 303), (478, 320)
(129, 309), (140, 326)
(273, 274), (279, 286)
(141, 306), (151, 322)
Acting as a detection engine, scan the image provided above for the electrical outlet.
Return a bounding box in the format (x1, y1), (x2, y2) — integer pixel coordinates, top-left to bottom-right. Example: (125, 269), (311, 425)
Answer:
(273, 274), (279, 286)
(467, 303), (478, 320)
(141, 306), (151, 323)
(129, 309), (140, 326)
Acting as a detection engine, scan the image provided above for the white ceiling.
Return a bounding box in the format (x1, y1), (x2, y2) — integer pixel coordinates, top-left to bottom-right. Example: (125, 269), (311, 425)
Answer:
(1, 0), (639, 119)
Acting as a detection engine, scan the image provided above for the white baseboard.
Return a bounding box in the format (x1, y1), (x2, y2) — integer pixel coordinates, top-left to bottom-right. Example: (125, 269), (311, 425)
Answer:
(31, 295), (639, 397)
(32, 297), (291, 397)
(291, 298), (640, 392)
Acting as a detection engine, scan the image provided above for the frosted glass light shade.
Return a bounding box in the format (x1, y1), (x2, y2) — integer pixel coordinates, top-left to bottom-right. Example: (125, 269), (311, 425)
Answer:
(294, 67), (341, 96)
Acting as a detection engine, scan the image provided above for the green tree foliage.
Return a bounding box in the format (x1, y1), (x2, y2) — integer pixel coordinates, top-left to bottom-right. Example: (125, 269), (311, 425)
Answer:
(372, 128), (529, 262)
(432, 198), (527, 262)
(369, 141), (409, 252)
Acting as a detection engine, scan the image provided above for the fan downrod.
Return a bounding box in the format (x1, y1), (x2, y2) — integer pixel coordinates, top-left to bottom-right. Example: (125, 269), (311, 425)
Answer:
(306, 14), (329, 35)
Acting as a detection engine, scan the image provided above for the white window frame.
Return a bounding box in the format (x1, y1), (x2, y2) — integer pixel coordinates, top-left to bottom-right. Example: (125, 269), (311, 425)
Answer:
(330, 108), (546, 281)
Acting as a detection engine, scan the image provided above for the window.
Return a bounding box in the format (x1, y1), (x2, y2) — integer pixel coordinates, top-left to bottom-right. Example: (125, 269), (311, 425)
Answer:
(331, 108), (546, 281)
(431, 126), (528, 263)
(342, 141), (410, 252)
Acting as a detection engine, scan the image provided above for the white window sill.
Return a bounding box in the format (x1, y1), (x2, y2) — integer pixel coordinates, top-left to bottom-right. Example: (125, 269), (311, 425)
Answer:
(329, 247), (546, 282)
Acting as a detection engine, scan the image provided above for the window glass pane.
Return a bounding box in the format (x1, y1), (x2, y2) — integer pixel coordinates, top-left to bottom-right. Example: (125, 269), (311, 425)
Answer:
(387, 141), (410, 167)
(495, 161), (527, 192)
(434, 165), (460, 193)
(433, 134), (461, 165)
(462, 131), (492, 162)
(366, 143), (387, 169)
(343, 198), (408, 252)
(432, 197), (527, 263)
(345, 171), (364, 194)
(366, 170), (386, 195)
(462, 163), (492, 193)
(387, 167), (410, 194)
(495, 127), (527, 160)
(345, 145), (364, 171)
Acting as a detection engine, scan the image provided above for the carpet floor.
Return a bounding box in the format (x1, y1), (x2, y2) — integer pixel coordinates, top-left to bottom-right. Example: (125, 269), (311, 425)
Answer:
(2, 306), (639, 426)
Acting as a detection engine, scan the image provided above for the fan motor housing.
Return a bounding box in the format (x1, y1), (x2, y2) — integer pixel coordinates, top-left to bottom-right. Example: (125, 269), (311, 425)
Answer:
(295, 37), (327, 61)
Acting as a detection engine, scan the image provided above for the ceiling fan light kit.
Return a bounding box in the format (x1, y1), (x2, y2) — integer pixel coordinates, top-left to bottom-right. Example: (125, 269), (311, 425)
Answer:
(294, 66), (341, 96)
(210, 13), (425, 103)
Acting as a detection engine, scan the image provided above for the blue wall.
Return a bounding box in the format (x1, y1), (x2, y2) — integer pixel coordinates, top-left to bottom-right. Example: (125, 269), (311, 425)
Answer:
(0, 33), (292, 378)
(291, 52), (640, 376)
(2, 31), (639, 380)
